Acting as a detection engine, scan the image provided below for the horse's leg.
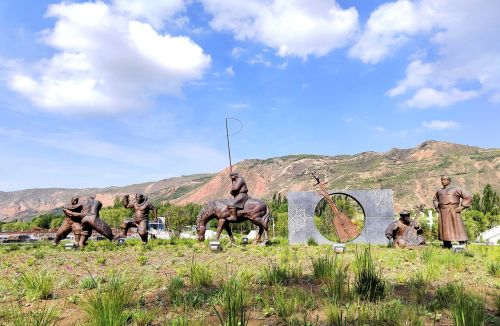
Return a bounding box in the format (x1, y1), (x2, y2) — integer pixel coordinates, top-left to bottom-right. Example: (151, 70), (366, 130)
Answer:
(215, 219), (225, 240)
(252, 225), (263, 245)
(223, 223), (235, 244)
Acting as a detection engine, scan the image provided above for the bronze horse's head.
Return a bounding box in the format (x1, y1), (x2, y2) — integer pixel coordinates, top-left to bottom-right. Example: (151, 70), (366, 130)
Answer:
(196, 225), (206, 242)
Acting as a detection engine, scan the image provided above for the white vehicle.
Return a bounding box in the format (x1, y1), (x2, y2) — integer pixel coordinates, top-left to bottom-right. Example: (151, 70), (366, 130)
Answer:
(148, 217), (172, 239)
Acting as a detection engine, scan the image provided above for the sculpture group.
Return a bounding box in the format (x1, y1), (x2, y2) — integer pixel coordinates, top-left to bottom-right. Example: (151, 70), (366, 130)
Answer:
(55, 171), (271, 247)
(383, 175), (471, 248)
(55, 193), (157, 247)
(55, 170), (472, 250)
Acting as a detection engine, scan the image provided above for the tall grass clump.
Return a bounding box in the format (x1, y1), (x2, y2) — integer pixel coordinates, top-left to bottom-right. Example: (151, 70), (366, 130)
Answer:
(325, 305), (348, 326)
(189, 262), (213, 288)
(213, 277), (248, 326)
(452, 292), (485, 326)
(2, 303), (59, 326)
(260, 263), (302, 285)
(16, 271), (55, 301)
(353, 246), (386, 302)
(433, 283), (485, 326)
(273, 287), (316, 323)
(312, 254), (339, 279)
(312, 253), (350, 303)
(407, 271), (428, 304)
(487, 261), (500, 277)
(167, 275), (186, 306)
(82, 275), (135, 326)
(131, 308), (157, 326)
(274, 287), (297, 322)
(350, 299), (423, 325)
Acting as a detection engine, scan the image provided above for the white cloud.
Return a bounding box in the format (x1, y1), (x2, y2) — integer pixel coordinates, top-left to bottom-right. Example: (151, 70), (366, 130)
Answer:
(201, 0), (359, 59)
(225, 66), (235, 77)
(112, 0), (186, 29)
(422, 120), (459, 130)
(231, 47), (245, 58)
(353, 0), (500, 109)
(5, 1), (211, 115)
(404, 88), (479, 109)
(228, 103), (249, 109)
(349, 0), (437, 64)
(375, 126), (385, 133)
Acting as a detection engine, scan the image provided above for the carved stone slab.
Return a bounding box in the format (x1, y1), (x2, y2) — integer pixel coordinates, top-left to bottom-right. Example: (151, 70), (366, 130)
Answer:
(287, 189), (395, 245)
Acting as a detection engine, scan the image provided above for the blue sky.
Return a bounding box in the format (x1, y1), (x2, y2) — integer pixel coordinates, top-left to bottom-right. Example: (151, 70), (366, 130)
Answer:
(0, 0), (498, 191)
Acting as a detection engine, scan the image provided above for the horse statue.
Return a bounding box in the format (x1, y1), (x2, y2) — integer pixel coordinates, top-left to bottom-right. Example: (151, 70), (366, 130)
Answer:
(196, 198), (270, 244)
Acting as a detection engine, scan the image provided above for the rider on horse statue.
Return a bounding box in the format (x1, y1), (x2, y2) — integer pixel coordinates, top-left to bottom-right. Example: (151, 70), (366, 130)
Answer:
(228, 172), (249, 221)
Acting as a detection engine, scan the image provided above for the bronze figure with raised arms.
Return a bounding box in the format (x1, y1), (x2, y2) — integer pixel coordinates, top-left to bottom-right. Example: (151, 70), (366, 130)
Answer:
(116, 193), (157, 244)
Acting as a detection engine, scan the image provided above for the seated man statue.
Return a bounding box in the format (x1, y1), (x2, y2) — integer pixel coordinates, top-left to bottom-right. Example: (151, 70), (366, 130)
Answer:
(54, 197), (85, 247)
(385, 210), (425, 248)
(227, 172), (249, 221)
(116, 193), (157, 244)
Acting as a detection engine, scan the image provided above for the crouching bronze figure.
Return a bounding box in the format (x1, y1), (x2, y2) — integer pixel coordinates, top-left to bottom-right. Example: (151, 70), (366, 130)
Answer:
(385, 210), (425, 248)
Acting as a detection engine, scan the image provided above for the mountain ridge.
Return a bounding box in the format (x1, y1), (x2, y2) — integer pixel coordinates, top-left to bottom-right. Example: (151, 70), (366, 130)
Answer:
(1, 140), (498, 221)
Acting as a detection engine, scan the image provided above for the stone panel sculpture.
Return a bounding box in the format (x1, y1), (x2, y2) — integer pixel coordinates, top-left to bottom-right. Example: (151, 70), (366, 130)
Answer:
(288, 190), (394, 245)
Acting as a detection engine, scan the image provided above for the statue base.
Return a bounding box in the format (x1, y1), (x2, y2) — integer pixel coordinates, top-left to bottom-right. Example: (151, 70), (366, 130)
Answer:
(210, 241), (222, 252)
(65, 243), (77, 250)
(333, 243), (346, 253)
(452, 244), (466, 253)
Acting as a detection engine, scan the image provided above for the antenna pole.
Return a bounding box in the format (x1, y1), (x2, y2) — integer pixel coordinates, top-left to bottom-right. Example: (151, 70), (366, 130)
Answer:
(226, 118), (233, 173)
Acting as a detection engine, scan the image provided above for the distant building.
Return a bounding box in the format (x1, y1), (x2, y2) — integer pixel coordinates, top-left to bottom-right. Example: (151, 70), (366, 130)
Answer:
(477, 226), (500, 245)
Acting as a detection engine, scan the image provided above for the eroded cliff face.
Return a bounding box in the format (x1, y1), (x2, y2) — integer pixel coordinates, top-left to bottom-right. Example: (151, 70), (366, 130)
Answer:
(1, 141), (498, 221)
(172, 141), (499, 213)
(0, 174), (213, 221)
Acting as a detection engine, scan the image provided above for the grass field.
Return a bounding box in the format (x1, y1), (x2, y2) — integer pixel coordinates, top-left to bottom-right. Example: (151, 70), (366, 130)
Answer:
(0, 237), (499, 325)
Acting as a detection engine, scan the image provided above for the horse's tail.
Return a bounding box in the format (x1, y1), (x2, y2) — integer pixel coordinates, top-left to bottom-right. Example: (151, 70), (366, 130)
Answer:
(261, 203), (270, 230)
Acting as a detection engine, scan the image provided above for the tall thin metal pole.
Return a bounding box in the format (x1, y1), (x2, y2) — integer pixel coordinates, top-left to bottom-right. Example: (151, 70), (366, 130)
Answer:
(225, 118), (233, 173)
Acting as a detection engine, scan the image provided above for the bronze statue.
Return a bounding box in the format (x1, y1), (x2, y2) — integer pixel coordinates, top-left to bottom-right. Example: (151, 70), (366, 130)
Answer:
(385, 210), (425, 248)
(115, 194), (157, 244)
(62, 197), (114, 247)
(54, 197), (85, 246)
(196, 198), (270, 244)
(312, 173), (359, 242)
(227, 172), (249, 221)
(433, 175), (471, 248)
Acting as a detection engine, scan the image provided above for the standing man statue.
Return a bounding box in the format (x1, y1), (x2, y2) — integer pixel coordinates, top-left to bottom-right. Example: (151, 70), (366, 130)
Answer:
(227, 172), (249, 221)
(62, 196), (114, 247)
(385, 210), (425, 248)
(433, 175), (472, 248)
(116, 193), (157, 244)
(54, 197), (84, 246)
